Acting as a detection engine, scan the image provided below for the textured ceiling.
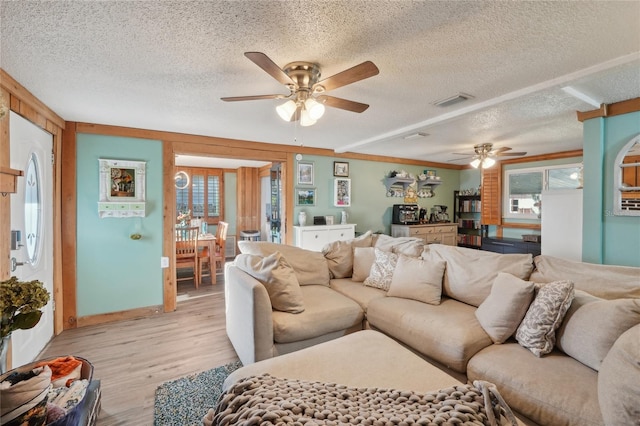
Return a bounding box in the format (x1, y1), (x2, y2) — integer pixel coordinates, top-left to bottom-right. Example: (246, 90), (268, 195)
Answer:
(1, 1), (639, 166)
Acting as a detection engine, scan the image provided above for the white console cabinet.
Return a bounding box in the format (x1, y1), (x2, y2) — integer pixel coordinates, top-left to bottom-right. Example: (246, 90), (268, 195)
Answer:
(293, 224), (356, 252)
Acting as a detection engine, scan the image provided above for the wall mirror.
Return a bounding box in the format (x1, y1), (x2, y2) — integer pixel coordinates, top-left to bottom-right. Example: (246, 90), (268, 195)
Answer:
(614, 134), (640, 216)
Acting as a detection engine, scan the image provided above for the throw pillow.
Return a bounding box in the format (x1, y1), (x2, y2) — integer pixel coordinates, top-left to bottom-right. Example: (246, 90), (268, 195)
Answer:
(322, 231), (373, 278)
(387, 255), (445, 305)
(352, 246), (376, 282)
(237, 241), (330, 286)
(475, 272), (536, 344)
(374, 234), (424, 258)
(516, 280), (575, 357)
(234, 252), (305, 314)
(556, 290), (640, 371)
(424, 244), (534, 307)
(363, 248), (398, 291)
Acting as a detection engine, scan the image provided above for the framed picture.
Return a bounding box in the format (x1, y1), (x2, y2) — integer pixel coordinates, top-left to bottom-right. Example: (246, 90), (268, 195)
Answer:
(333, 161), (349, 177)
(297, 161), (314, 185)
(98, 158), (146, 217)
(425, 169), (437, 178)
(334, 178), (351, 207)
(295, 187), (316, 206)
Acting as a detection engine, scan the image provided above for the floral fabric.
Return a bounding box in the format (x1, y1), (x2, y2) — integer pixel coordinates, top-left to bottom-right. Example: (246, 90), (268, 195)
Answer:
(363, 248), (398, 291)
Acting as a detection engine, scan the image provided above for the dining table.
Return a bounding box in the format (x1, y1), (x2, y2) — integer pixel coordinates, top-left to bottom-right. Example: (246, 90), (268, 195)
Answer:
(198, 233), (216, 272)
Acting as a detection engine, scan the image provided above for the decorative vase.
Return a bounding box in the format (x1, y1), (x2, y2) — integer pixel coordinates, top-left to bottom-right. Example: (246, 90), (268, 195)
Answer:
(341, 211), (348, 224)
(298, 211), (307, 226)
(0, 334), (10, 374)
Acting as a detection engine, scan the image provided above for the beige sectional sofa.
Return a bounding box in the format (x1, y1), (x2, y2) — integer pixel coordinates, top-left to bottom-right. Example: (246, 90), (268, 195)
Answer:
(225, 234), (640, 426)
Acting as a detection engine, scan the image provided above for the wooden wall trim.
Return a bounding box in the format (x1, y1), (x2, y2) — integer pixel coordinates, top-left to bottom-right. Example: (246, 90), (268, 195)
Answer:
(500, 150), (583, 165)
(163, 142), (177, 313)
(61, 122), (78, 329)
(76, 305), (163, 328)
(74, 122), (462, 169)
(0, 87), (10, 282)
(576, 97), (640, 122)
(0, 69), (65, 129)
(500, 222), (542, 230)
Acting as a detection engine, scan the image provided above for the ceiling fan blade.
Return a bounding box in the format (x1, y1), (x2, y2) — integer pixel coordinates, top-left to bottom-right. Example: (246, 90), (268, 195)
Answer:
(319, 95), (369, 113)
(491, 147), (512, 154)
(495, 151), (527, 156)
(314, 61), (379, 92)
(221, 94), (286, 102)
(451, 152), (475, 156)
(244, 52), (295, 86)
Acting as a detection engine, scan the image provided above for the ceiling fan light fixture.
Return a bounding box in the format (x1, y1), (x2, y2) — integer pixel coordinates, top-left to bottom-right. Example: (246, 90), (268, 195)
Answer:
(482, 157), (496, 168)
(305, 97), (325, 120)
(470, 158), (481, 169)
(276, 100), (297, 121)
(300, 109), (317, 127)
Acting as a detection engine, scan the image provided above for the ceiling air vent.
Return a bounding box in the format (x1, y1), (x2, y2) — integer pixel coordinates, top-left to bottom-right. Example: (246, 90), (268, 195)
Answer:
(403, 132), (429, 140)
(433, 93), (474, 107)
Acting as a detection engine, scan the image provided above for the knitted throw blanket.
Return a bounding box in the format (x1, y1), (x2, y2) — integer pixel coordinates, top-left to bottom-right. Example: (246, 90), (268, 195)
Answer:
(206, 374), (518, 426)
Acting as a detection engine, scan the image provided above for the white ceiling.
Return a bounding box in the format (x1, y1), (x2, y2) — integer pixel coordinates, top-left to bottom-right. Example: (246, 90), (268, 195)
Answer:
(2, 1), (639, 167)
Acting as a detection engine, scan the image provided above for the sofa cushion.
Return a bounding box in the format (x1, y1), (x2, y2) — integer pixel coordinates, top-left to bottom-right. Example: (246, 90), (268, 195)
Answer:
(322, 231), (373, 279)
(387, 255), (445, 305)
(556, 290), (640, 371)
(271, 285), (363, 344)
(235, 252), (305, 313)
(531, 255), (640, 299)
(364, 248), (398, 291)
(598, 324), (640, 426)
(352, 247), (375, 282)
(516, 280), (574, 357)
(468, 343), (603, 426)
(424, 244), (533, 307)
(475, 272), (535, 344)
(367, 297), (492, 373)
(238, 241), (330, 286)
(329, 278), (386, 312)
(373, 234), (424, 258)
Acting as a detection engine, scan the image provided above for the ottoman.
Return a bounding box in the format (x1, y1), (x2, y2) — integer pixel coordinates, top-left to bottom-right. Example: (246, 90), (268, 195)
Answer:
(222, 330), (531, 426)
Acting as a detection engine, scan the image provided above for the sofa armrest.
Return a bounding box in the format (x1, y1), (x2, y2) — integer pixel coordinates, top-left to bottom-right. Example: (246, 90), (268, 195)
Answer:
(225, 263), (274, 365)
(598, 323), (640, 426)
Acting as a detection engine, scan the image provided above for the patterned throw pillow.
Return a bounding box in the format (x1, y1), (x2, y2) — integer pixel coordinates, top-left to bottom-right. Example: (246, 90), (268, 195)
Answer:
(516, 280), (575, 357)
(363, 248), (398, 291)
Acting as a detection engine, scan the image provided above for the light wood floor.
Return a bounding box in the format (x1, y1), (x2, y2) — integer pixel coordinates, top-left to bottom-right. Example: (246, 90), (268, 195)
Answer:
(38, 275), (239, 425)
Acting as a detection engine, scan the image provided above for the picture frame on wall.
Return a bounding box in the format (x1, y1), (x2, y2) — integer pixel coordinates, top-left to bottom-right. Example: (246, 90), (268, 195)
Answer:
(333, 161), (349, 177)
(297, 161), (314, 185)
(98, 158), (146, 218)
(334, 178), (351, 207)
(295, 187), (316, 206)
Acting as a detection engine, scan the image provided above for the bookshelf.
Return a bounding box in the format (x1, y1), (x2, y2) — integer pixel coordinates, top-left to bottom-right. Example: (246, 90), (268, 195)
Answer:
(453, 190), (485, 249)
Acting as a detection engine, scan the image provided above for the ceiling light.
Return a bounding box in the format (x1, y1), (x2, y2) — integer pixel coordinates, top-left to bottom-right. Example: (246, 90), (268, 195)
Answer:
(403, 132), (429, 140)
(300, 109), (317, 127)
(482, 157), (496, 168)
(276, 100), (297, 121)
(433, 93), (474, 107)
(470, 158), (481, 169)
(305, 97), (325, 120)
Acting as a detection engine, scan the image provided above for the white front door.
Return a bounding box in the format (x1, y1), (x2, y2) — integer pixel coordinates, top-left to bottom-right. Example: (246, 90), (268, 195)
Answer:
(9, 111), (54, 368)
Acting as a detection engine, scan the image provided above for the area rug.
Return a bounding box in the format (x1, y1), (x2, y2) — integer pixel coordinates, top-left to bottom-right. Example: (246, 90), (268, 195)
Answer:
(154, 360), (242, 426)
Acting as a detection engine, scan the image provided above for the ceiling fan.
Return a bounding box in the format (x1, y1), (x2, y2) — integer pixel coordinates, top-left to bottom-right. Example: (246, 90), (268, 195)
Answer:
(450, 143), (527, 168)
(221, 52), (379, 126)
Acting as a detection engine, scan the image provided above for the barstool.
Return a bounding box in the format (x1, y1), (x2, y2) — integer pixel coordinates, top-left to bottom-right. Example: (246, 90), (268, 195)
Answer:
(240, 230), (261, 241)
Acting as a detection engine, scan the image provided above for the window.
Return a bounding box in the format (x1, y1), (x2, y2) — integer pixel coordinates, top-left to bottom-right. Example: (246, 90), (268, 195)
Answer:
(504, 163), (581, 219)
(175, 167), (224, 224)
(24, 153), (42, 265)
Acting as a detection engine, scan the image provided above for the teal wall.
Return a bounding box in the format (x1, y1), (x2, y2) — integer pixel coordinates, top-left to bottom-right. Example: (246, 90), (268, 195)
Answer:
(293, 155), (460, 235)
(76, 134), (163, 316)
(583, 112), (640, 267)
(459, 169), (481, 191)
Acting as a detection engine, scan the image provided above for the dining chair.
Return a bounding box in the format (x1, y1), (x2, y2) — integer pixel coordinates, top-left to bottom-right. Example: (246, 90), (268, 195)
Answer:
(198, 221), (229, 283)
(176, 226), (199, 288)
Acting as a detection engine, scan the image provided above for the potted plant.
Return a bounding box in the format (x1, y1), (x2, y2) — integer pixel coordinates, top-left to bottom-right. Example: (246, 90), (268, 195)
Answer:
(0, 276), (50, 373)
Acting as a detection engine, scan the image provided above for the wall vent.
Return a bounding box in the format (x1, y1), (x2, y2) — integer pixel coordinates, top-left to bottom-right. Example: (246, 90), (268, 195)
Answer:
(225, 235), (236, 258)
(433, 93), (474, 107)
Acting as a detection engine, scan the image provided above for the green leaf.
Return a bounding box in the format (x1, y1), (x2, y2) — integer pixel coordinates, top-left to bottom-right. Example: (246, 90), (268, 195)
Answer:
(12, 311), (42, 330)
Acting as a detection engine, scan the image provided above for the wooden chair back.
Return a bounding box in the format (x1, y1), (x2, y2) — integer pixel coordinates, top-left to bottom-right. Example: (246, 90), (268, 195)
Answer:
(176, 226), (199, 259)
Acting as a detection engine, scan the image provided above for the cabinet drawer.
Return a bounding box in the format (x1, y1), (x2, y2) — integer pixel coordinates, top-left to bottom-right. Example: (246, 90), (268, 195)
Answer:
(328, 227), (355, 241)
(426, 234), (442, 244)
(410, 228), (429, 237)
(433, 225), (457, 233)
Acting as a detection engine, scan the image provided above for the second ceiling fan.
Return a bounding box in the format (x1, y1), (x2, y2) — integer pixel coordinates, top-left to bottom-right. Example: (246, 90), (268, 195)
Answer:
(451, 143), (527, 168)
(221, 52), (379, 126)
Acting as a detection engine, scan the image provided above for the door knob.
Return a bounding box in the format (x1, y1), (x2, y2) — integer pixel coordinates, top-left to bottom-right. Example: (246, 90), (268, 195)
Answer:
(10, 257), (27, 272)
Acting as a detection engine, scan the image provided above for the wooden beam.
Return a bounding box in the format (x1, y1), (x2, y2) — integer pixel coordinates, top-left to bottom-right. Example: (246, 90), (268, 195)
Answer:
(162, 142), (177, 313)
(501, 222), (542, 230)
(61, 122), (78, 329)
(576, 97), (640, 122)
